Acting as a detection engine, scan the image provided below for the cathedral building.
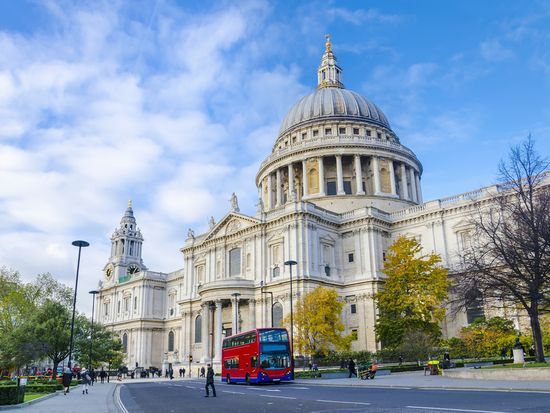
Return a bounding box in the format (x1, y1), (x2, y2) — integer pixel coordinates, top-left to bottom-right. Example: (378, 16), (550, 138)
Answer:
(95, 38), (525, 372)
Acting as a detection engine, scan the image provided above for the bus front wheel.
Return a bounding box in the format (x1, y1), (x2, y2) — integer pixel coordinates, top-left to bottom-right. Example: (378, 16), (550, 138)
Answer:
(226, 374), (231, 384)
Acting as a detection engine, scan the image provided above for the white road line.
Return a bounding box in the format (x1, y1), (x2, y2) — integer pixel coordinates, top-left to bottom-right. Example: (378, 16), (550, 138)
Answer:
(222, 390), (245, 395)
(406, 406), (509, 413)
(259, 394), (296, 400)
(114, 385), (130, 413)
(184, 386), (198, 389)
(292, 387), (310, 390)
(264, 389), (281, 392)
(316, 399), (371, 406)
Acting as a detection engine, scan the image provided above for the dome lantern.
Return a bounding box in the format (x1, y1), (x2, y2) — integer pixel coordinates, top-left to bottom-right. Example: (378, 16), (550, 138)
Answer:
(317, 34), (344, 90)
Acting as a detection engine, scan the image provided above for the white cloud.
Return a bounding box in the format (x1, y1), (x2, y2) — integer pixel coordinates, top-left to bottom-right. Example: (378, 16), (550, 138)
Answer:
(480, 39), (514, 62)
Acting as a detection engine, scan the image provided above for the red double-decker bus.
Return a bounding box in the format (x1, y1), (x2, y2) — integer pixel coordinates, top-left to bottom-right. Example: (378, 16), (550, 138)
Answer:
(221, 328), (293, 384)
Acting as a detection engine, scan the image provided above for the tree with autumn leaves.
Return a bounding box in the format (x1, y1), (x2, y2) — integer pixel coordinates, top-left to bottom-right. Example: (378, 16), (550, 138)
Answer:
(375, 236), (449, 350)
(285, 286), (352, 357)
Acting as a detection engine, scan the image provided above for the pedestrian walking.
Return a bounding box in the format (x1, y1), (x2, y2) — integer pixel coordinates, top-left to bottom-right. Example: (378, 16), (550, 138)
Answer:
(182, 367), (186, 378)
(169, 367), (174, 380)
(204, 364), (216, 397)
(348, 358), (357, 378)
(99, 368), (107, 383)
(81, 368), (91, 394)
(200, 366), (205, 377)
(89, 368), (96, 386)
(62, 366), (72, 395)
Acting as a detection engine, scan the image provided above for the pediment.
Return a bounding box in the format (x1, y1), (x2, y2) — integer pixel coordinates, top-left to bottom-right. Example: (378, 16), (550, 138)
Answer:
(204, 212), (261, 241)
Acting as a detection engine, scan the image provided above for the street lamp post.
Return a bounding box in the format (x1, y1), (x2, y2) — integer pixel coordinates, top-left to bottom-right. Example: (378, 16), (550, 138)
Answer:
(231, 293), (241, 335)
(260, 281), (274, 327)
(89, 290), (99, 370)
(68, 240), (90, 371)
(284, 260), (297, 379)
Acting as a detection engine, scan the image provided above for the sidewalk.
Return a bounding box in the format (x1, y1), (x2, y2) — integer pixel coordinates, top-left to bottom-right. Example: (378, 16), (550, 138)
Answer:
(294, 369), (550, 392)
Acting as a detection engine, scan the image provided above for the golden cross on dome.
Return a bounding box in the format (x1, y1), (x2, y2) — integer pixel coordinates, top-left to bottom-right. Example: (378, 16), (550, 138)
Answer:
(325, 34), (331, 52)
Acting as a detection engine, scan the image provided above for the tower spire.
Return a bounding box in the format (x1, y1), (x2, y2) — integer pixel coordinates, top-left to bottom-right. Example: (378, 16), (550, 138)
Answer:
(317, 34), (344, 89)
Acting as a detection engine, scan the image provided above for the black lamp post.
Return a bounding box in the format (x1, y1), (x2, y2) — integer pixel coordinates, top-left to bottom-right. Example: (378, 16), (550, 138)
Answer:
(68, 240), (89, 371)
(89, 290), (99, 370)
(284, 259), (297, 378)
(260, 281), (274, 327)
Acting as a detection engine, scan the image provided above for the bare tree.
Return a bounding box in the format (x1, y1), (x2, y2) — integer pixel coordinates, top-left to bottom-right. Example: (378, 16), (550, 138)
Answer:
(455, 136), (550, 362)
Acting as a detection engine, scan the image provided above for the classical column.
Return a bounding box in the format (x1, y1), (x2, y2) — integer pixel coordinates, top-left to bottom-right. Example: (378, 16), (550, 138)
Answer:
(201, 303), (209, 361)
(267, 174), (273, 209)
(400, 163), (409, 200)
(302, 160), (309, 198)
(409, 168), (418, 203)
(276, 169), (282, 207)
(249, 299), (256, 330)
(388, 160), (397, 196)
(354, 154), (365, 195)
(232, 295), (240, 334)
(372, 156), (381, 195)
(288, 164), (295, 201)
(214, 300), (222, 362)
(336, 155), (345, 195)
(415, 172), (423, 203)
(318, 157), (326, 196)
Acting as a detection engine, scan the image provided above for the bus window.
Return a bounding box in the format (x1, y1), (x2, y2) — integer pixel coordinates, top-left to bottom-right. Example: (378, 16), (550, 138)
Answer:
(224, 358), (239, 369)
(251, 356), (258, 368)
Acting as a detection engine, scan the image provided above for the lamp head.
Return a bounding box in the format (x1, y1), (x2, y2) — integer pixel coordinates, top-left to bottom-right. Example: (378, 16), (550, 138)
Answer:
(72, 240), (90, 248)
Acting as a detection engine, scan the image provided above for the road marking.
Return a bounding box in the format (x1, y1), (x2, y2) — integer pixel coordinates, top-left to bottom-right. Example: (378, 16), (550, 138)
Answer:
(292, 387), (310, 390)
(114, 385), (130, 413)
(406, 406), (509, 413)
(259, 395), (296, 400)
(184, 386), (198, 389)
(222, 390), (245, 395)
(316, 399), (371, 406)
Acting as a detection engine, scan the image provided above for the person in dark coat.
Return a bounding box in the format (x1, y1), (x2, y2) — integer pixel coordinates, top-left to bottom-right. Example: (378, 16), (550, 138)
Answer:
(204, 364), (216, 397)
(99, 368), (107, 383)
(348, 358), (356, 378)
(62, 366), (73, 395)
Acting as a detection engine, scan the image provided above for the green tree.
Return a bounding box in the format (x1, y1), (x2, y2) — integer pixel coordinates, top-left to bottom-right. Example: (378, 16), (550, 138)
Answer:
(459, 317), (517, 359)
(375, 236), (449, 349)
(73, 317), (123, 369)
(17, 300), (73, 377)
(284, 286), (351, 357)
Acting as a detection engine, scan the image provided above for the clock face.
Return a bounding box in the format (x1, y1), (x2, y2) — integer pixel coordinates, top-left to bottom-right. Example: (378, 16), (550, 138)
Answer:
(127, 264), (140, 275)
(105, 266), (113, 279)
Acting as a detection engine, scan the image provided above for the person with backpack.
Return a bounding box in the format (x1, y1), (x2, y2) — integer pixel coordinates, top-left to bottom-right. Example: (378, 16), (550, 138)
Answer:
(81, 368), (92, 394)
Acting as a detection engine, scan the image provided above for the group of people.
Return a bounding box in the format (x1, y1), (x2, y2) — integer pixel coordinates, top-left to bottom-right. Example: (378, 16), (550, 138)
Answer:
(61, 366), (110, 395)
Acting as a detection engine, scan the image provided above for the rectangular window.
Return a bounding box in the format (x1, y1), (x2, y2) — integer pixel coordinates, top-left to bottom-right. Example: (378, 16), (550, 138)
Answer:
(326, 181), (337, 195)
(292, 136), (296, 143)
(302, 132), (307, 140)
(339, 127), (346, 134)
(134, 296), (138, 311)
(325, 128), (332, 135)
(353, 127), (360, 135)
(312, 130), (318, 137)
(343, 181), (352, 194)
(104, 303), (109, 316)
(124, 298), (129, 312)
(117, 301), (121, 313)
(366, 130), (371, 137)
(377, 132), (382, 139)
(351, 304), (357, 314)
(229, 248), (241, 276)
(351, 329), (358, 341)
(348, 253), (354, 263)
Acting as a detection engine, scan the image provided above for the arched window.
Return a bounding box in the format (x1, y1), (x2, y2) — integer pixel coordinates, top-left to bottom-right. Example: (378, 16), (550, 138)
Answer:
(272, 303), (283, 328)
(122, 333), (128, 353)
(229, 248), (241, 276)
(168, 331), (175, 352)
(195, 315), (202, 343)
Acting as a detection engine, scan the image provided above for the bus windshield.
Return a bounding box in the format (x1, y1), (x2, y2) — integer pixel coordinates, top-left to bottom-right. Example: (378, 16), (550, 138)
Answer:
(260, 342), (290, 370)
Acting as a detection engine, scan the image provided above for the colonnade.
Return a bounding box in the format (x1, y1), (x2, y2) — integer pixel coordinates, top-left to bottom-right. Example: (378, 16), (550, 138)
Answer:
(261, 154), (422, 209)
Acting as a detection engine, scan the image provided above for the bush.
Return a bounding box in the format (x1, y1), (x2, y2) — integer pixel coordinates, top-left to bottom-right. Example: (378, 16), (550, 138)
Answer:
(24, 383), (62, 393)
(0, 386), (25, 405)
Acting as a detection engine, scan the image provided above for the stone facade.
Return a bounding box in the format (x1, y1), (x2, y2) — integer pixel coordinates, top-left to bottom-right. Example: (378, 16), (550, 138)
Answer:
(94, 39), (529, 372)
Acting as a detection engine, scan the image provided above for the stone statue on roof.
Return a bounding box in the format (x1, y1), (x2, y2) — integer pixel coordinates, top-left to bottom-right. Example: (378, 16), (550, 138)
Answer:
(230, 192), (240, 212)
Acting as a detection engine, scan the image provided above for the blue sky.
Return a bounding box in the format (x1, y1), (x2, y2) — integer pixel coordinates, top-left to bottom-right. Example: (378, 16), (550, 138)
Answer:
(1, 0), (549, 314)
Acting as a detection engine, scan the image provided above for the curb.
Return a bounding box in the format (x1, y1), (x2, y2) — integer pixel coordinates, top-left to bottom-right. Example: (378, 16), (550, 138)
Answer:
(114, 384), (128, 413)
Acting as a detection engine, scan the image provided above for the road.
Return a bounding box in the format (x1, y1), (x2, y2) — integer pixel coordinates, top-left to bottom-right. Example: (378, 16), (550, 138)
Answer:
(119, 379), (550, 413)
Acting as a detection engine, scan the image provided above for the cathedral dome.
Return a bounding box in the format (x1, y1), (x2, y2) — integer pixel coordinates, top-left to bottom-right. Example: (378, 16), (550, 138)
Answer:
(279, 87), (391, 137)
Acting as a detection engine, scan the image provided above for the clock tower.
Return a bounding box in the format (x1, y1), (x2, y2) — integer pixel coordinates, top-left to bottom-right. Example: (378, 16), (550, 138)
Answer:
(103, 200), (147, 283)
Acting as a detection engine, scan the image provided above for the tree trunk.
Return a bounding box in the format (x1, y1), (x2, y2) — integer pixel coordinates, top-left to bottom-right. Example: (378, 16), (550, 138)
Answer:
(528, 304), (546, 363)
(52, 361), (58, 379)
